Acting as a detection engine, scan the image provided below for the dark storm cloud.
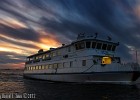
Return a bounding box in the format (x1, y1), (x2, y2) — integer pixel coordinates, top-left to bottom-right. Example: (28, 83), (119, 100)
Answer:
(36, 0), (140, 60)
(0, 52), (25, 64)
(0, 24), (40, 41)
(0, 0), (140, 68)
(0, 36), (39, 49)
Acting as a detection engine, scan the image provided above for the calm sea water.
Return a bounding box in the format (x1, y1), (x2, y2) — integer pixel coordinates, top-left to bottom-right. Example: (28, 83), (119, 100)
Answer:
(0, 69), (140, 100)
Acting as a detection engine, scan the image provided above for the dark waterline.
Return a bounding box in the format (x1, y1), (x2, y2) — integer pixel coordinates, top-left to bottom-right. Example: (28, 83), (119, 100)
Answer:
(0, 69), (140, 100)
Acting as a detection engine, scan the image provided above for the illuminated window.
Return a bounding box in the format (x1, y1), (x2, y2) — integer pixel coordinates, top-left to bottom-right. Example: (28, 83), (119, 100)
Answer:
(33, 66), (35, 70)
(36, 66), (38, 70)
(45, 65), (49, 69)
(46, 54), (49, 57)
(42, 55), (46, 59)
(39, 56), (42, 59)
(82, 60), (86, 66)
(39, 65), (42, 70)
(102, 57), (111, 64)
(35, 56), (39, 60)
(42, 65), (45, 69)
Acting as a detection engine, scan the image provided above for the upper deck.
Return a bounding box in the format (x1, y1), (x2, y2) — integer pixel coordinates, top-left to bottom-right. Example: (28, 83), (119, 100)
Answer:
(25, 33), (119, 64)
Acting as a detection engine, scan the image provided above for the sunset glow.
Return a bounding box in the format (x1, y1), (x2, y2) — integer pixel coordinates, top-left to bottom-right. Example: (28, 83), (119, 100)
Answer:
(0, 0), (140, 69)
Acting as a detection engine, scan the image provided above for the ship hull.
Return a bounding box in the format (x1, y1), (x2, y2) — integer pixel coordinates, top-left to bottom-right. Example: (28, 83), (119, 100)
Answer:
(23, 71), (140, 85)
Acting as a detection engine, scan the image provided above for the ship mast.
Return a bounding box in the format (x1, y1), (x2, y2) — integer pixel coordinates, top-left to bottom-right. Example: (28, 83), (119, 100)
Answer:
(136, 50), (138, 64)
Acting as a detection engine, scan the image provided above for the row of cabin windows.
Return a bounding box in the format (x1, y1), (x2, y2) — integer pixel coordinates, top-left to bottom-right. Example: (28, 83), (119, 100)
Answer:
(75, 41), (116, 51)
(29, 51), (61, 61)
(26, 60), (86, 70)
(28, 47), (72, 61)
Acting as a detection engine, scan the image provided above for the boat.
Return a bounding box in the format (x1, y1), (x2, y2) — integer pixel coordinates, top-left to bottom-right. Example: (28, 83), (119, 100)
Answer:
(23, 33), (140, 85)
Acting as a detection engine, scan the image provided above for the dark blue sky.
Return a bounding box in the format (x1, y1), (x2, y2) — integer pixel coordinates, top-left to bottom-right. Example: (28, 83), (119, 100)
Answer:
(0, 0), (140, 69)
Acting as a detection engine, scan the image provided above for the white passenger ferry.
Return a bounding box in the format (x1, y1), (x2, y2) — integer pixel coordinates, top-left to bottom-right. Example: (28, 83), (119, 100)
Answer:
(24, 33), (140, 85)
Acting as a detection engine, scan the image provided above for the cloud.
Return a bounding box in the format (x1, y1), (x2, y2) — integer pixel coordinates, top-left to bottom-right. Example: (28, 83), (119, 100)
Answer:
(0, 51), (25, 67)
(0, 0), (140, 69)
(0, 24), (40, 41)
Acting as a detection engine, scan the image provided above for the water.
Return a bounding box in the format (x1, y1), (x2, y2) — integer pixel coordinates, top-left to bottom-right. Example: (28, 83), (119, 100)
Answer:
(0, 69), (140, 100)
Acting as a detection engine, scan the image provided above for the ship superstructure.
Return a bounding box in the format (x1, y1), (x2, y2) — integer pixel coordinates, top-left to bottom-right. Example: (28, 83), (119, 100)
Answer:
(24, 33), (140, 85)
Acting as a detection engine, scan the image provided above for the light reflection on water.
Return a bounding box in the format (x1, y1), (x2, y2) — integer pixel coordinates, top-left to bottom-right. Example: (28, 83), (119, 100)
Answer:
(0, 69), (140, 100)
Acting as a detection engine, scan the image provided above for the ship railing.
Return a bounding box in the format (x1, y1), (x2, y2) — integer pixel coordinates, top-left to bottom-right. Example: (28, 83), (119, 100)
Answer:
(42, 57), (51, 61)
(25, 60), (33, 64)
(26, 57), (52, 64)
(120, 63), (140, 71)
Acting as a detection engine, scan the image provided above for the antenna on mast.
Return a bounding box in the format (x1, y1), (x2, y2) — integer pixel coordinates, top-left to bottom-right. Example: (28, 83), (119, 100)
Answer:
(136, 50), (138, 64)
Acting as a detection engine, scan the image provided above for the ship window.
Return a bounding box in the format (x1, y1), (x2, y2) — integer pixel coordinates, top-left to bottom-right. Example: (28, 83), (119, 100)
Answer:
(68, 46), (71, 52)
(86, 42), (91, 48)
(102, 57), (111, 64)
(82, 60), (86, 66)
(102, 44), (107, 50)
(39, 56), (42, 59)
(35, 56), (38, 60)
(75, 42), (85, 50)
(63, 62), (69, 67)
(28, 67), (30, 70)
(53, 63), (58, 69)
(45, 65), (49, 69)
(92, 42), (97, 48)
(96, 43), (102, 49)
(36, 66), (38, 70)
(70, 61), (73, 67)
(32, 67), (34, 70)
(43, 55), (46, 59)
(112, 45), (116, 51)
(58, 63), (63, 68)
(57, 51), (61, 55)
(42, 65), (45, 69)
(30, 67), (32, 70)
(46, 54), (49, 57)
(39, 65), (42, 70)
(33, 66), (35, 70)
(63, 62), (65, 67)
(79, 42), (85, 49)
(49, 64), (53, 69)
(52, 52), (56, 57)
(107, 44), (112, 51)
(75, 44), (78, 50)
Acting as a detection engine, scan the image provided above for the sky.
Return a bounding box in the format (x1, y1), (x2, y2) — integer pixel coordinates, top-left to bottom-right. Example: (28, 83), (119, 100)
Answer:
(0, 0), (140, 69)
